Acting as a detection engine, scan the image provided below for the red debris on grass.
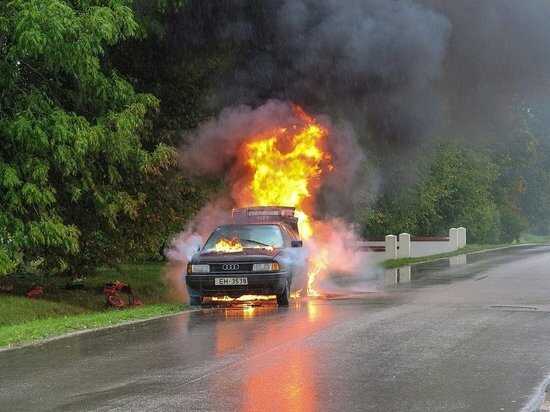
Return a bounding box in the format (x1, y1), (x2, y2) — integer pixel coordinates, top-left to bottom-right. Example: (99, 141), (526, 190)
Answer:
(103, 281), (142, 308)
(26, 286), (44, 299)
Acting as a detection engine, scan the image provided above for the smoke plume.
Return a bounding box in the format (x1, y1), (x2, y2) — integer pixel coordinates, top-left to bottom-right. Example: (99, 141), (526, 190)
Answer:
(213, 0), (451, 147)
(420, 0), (550, 140)
(185, 0), (550, 148)
(181, 100), (364, 218)
(164, 197), (232, 302)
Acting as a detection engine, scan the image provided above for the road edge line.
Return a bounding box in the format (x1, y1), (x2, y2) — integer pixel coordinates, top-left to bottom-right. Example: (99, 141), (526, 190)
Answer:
(521, 373), (550, 412)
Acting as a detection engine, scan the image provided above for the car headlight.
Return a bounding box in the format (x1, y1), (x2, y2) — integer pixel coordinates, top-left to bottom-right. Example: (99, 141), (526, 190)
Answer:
(252, 262), (280, 272)
(188, 264), (210, 274)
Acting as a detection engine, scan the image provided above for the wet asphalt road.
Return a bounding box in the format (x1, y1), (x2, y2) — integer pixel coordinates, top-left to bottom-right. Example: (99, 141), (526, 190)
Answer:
(2, 246), (550, 412)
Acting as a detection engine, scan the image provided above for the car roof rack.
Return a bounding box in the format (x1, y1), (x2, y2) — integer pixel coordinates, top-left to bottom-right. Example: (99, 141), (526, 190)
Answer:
(232, 206), (299, 232)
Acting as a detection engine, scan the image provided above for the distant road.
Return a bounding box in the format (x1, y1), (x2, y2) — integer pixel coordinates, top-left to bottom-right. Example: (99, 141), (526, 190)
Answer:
(2, 246), (550, 412)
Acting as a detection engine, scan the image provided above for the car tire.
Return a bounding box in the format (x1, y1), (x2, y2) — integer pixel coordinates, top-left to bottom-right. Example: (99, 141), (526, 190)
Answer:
(189, 295), (203, 306)
(276, 280), (290, 306)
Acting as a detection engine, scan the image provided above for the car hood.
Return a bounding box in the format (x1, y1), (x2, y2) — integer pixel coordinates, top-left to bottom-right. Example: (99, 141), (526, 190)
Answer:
(194, 248), (281, 263)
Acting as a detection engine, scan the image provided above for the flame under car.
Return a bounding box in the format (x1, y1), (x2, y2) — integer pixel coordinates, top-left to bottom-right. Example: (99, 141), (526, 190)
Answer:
(185, 207), (306, 306)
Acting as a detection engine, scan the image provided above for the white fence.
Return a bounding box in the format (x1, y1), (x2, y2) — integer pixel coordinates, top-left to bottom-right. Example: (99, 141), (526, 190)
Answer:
(357, 227), (467, 264)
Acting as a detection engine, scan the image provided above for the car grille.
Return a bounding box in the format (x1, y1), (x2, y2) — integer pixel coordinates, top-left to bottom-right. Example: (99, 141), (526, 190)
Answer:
(209, 263), (254, 274)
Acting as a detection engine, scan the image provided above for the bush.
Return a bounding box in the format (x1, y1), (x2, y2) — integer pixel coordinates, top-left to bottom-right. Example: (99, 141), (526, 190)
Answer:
(361, 143), (502, 243)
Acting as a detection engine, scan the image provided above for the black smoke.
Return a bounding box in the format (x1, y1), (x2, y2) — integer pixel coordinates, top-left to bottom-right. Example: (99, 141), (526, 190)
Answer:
(421, 0), (550, 141)
(196, 0), (550, 146)
(167, 0), (550, 215)
(215, 0), (451, 149)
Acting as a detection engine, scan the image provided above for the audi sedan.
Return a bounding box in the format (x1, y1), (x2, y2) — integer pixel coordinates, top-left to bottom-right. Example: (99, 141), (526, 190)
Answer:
(185, 222), (306, 306)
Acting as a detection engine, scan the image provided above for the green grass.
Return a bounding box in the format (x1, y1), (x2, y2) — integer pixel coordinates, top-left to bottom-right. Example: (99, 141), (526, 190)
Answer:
(0, 263), (186, 348)
(382, 244), (512, 269)
(0, 296), (89, 327)
(0, 302), (183, 348)
(40, 263), (179, 311)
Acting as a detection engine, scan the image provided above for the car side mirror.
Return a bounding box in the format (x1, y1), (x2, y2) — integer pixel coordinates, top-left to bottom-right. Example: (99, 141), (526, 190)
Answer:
(291, 240), (303, 248)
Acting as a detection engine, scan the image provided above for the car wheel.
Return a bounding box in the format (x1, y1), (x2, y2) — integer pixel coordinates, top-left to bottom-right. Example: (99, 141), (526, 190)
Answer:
(189, 295), (203, 306)
(276, 280), (290, 306)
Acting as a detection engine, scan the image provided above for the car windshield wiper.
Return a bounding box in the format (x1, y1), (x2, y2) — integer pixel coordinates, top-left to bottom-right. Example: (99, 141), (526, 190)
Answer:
(239, 239), (271, 247)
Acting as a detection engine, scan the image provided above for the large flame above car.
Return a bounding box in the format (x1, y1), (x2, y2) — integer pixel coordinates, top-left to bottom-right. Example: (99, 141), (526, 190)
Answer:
(233, 106), (332, 295)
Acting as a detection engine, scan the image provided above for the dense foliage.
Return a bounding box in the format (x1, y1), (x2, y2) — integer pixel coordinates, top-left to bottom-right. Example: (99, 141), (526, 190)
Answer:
(1, 0), (549, 279)
(360, 144), (501, 243)
(0, 0), (207, 277)
(361, 131), (550, 243)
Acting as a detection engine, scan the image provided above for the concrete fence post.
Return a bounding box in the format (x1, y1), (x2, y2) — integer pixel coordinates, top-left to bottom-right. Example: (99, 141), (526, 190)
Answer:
(458, 227), (467, 248)
(385, 235), (398, 260)
(398, 233), (411, 258)
(449, 228), (459, 251)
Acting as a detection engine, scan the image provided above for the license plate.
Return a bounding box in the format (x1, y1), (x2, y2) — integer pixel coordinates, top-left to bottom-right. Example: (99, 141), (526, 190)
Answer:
(215, 277), (248, 286)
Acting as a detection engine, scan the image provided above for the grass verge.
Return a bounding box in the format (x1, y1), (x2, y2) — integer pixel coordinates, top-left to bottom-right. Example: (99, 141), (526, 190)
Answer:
(0, 263), (187, 349)
(0, 302), (183, 349)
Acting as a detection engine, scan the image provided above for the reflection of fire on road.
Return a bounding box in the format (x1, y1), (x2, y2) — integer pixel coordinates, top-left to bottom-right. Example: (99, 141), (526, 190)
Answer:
(243, 345), (317, 412)
(232, 301), (334, 411)
(209, 299), (335, 412)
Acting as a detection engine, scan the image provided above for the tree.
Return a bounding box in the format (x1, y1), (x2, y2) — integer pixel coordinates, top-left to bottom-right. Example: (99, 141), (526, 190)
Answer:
(361, 143), (502, 243)
(0, 0), (186, 277)
(501, 105), (550, 236)
(415, 144), (501, 243)
(109, 0), (237, 141)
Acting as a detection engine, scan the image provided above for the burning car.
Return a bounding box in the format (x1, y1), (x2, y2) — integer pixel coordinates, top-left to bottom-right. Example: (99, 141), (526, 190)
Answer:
(185, 206), (307, 306)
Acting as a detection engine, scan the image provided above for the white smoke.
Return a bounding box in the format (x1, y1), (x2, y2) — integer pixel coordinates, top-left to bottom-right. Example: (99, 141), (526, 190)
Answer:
(164, 198), (232, 301)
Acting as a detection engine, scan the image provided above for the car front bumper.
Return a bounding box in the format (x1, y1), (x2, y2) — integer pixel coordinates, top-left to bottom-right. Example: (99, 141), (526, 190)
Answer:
(185, 272), (288, 297)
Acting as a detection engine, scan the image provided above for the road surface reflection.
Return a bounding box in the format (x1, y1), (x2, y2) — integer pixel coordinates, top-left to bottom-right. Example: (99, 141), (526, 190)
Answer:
(193, 298), (335, 411)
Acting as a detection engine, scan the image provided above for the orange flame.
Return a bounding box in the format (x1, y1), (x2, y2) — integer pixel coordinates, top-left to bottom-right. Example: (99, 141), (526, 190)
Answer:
(214, 237), (244, 253)
(211, 292), (302, 303)
(307, 248), (329, 297)
(234, 106), (332, 295)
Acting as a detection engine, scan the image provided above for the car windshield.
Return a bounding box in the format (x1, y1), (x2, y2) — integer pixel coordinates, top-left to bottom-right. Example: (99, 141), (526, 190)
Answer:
(203, 224), (284, 252)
